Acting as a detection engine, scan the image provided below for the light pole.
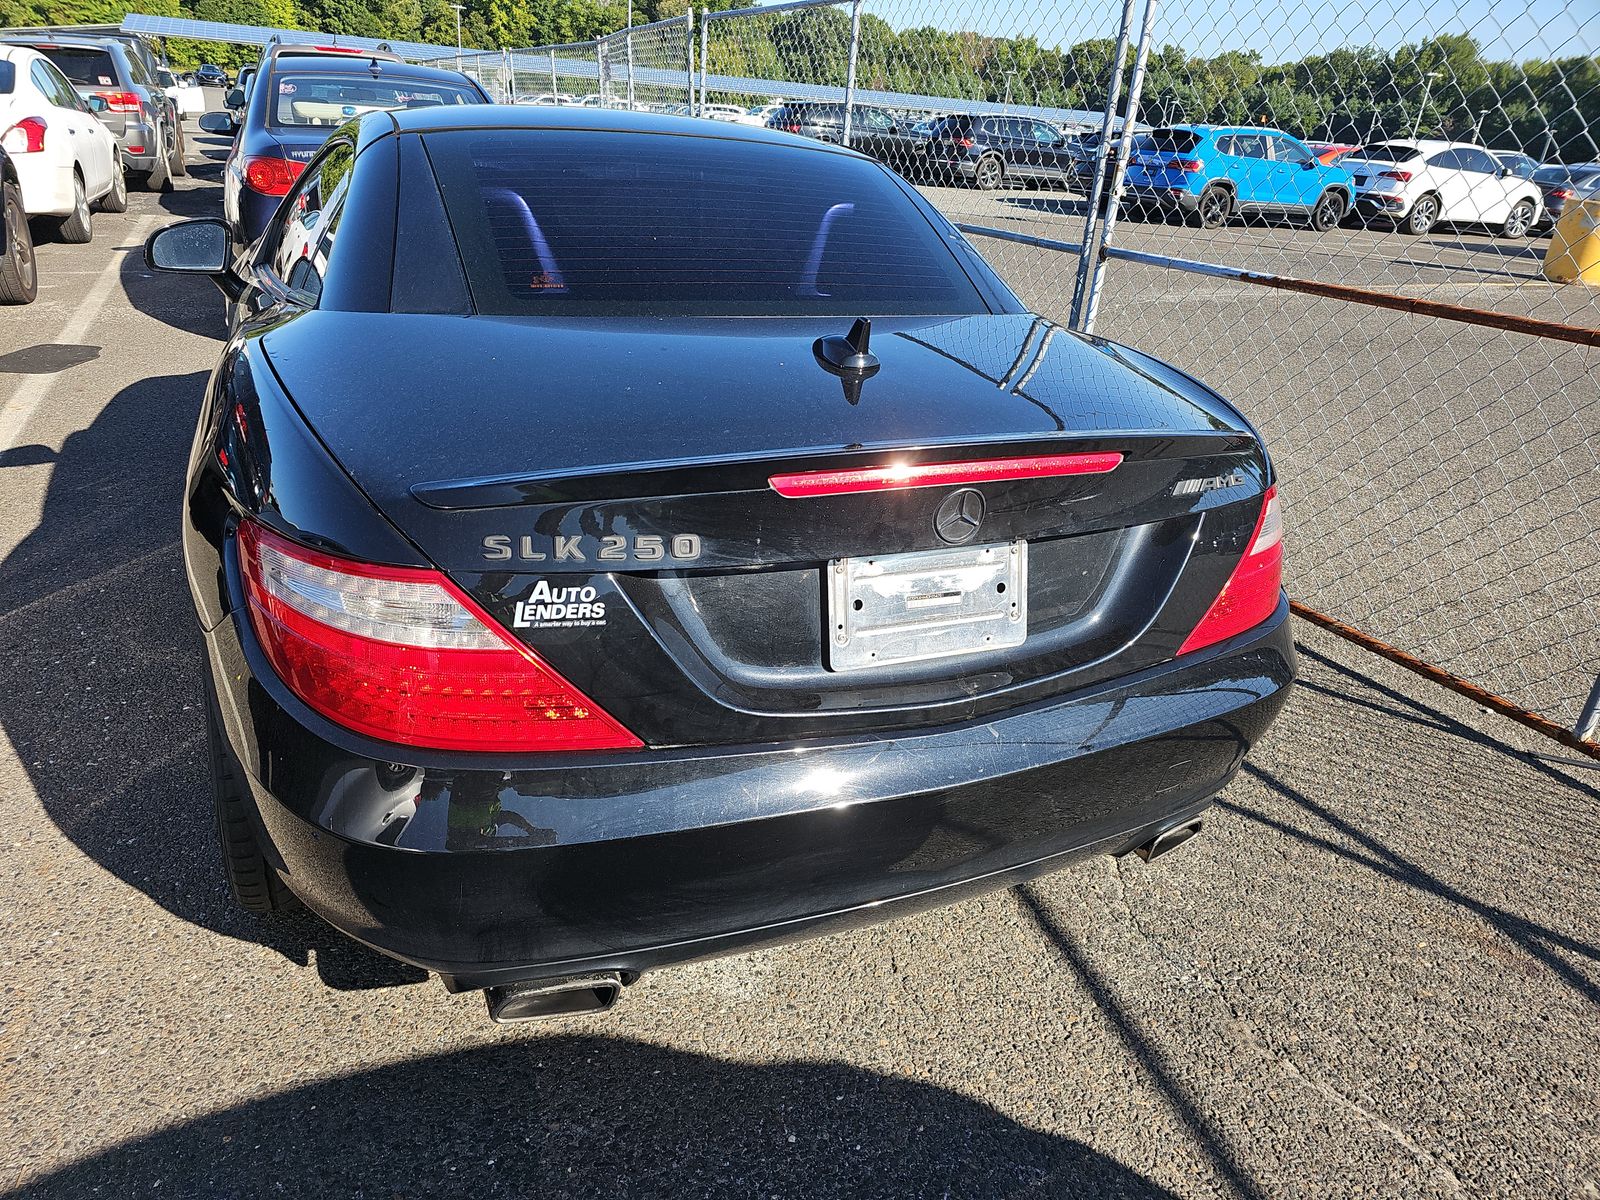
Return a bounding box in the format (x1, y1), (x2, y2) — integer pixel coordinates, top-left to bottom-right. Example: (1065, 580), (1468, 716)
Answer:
(1003, 69), (1018, 108)
(451, 4), (464, 72)
(1412, 70), (1440, 140)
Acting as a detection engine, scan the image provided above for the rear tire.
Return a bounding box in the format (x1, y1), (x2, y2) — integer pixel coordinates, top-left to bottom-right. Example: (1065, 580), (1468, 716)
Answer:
(207, 685), (296, 914)
(1500, 198), (1535, 238)
(1400, 193), (1438, 235)
(96, 158), (128, 213)
(167, 120), (188, 178)
(0, 181), (38, 305)
(1310, 189), (1345, 232)
(973, 154), (1004, 191)
(1192, 184), (1231, 230)
(54, 172), (92, 244)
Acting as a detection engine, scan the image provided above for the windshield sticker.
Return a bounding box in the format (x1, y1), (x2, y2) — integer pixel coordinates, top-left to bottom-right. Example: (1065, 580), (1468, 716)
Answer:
(278, 81), (296, 93)
(512, 581), (607, 630)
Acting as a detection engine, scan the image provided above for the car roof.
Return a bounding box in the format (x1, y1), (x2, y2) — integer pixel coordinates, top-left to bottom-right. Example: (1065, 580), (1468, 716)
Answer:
(266, 54), (475, 87)
(362, 104), (868, 156)
(1, 34), (125, 53)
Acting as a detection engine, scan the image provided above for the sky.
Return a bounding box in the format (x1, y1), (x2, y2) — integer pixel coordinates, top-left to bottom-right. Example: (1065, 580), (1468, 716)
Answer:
(756, 0), (1600, 64)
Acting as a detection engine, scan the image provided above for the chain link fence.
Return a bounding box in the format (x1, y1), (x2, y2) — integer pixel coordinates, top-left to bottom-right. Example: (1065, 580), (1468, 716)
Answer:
(691, 0), (1599, 739)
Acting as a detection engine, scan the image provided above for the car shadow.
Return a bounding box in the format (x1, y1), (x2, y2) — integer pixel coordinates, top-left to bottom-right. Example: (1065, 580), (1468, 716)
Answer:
(119, 207), (229, 340)
(0, 363), (412, 991)
(16, 1037), (1182, 1198)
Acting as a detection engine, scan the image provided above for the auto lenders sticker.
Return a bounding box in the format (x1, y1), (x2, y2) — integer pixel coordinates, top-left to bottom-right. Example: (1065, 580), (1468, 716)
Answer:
(512, 581), (607, 630)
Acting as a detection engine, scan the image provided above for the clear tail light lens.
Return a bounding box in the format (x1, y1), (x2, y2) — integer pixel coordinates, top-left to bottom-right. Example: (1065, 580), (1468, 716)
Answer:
(236, 521), (641, 752)
(1177, 486), (1283, 655)
(242, 155), (305, 196)
(1, 117), (46, 154)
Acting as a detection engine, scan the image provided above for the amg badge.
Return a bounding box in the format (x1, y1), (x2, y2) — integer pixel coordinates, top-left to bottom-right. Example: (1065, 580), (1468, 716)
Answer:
(1172, 471), (1246, 497)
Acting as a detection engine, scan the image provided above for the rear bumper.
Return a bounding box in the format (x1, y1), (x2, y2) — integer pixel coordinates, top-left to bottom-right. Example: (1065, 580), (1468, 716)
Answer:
(119, 121), (161, 170)
(10, 154), (73, 216)
(1354, 189), (1409, 216)
(207, 596), (1296, 988)
(1125, 184), (1200, 212)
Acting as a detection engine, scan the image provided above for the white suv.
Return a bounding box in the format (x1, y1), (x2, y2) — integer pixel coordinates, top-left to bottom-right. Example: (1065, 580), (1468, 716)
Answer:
(1345, 139), (1544, 236)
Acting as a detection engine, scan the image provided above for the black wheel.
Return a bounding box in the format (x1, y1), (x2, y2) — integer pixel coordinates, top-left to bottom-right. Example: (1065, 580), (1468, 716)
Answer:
(167, 120), (188, 178)
(1310, 189), (1345, 232)
(207, 686), (296, 914)
(1501, 198), (1535, 238)
(54, 172), (92, 244)
(0, 180), (37, 305)
(95, 157), (128, 213)
(1401, 193), (1438, 235)
(973, 154), (1004, 191)
(1192, 184), (1231, 229)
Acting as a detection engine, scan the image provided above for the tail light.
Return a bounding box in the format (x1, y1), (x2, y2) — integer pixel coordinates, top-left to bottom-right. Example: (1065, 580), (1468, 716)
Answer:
(1178, 486), (1283, 655)
(94, 91), (141, 113)
(1, 117), (46, 154)
(1378, 169), (1413, 183)
(779, 122), (801, 133)
(242, 155), (305, 196)
(955, 135), (974, 147)
(236, 521), (641, 752)
(1550, 187), (1575, 200)
(1170, 157), (1204, 172)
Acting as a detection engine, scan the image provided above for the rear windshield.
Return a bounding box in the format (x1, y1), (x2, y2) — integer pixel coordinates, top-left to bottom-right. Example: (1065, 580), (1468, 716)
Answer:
(37, 47), (119, 87)
(0, 61), (12, 95)
(1147, 128), (1202, 152)
(1533, 165), (1571, 184)
(1360, 143), (1422, 162)
(270, 72), (479, 127)
(424, 129), (987, 317)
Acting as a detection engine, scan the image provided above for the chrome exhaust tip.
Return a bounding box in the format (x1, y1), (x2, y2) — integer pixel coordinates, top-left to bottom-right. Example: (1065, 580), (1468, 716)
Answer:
(484, 971), (624, 1023)
(1133, 818), (1203, 863)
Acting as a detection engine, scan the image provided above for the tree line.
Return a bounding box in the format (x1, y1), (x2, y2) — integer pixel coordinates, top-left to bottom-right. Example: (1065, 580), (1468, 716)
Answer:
(2, 0), (1593, 160)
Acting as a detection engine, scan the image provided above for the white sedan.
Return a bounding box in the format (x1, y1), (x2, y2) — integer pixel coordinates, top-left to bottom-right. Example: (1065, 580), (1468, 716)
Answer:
(698, 103), (767, 126)
(1345, 138), (1544, 236)
(0, 44), (123, 243)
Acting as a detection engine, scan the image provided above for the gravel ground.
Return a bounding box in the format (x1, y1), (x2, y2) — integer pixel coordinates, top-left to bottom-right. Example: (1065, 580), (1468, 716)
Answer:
(0, 124), (1597, 1200)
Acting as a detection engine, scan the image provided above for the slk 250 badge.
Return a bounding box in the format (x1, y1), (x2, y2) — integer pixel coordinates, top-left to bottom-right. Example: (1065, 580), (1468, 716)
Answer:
(482, 534), (702, 563)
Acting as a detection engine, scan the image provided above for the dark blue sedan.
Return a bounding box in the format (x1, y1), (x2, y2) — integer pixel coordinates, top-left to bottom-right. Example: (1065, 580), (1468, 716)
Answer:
(210, 51), (487, 251)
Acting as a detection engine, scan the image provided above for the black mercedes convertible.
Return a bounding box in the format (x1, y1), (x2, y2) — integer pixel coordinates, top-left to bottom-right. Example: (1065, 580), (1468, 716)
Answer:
(148, 106), (1293, 1022)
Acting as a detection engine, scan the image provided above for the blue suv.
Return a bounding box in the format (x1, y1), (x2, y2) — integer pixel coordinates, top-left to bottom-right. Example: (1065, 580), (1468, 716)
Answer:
(1123, 125), (1355, 230)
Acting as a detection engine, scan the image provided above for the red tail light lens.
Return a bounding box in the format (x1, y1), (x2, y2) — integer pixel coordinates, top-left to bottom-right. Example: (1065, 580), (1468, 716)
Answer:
(236, 521), (641, 752)
(1171, 157), (1204, 172)
(956, 135), (975, 147)
(1551, 187), (1575, 200)
(94, 91), (141, 113)
(1, 117), (46, 154)
(1378, 169), (1413, 183)
(1178, 486), (1283, 655)
(770, 452), (1123, 498)
(242, 155), (305, 196)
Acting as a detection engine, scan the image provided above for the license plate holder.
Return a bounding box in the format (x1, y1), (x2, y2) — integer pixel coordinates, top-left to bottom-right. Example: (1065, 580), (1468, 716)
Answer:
(827, 540), (1027, 671)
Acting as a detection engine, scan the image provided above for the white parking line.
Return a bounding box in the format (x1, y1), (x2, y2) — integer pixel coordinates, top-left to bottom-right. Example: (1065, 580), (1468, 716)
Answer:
(0, 216), (156, 455)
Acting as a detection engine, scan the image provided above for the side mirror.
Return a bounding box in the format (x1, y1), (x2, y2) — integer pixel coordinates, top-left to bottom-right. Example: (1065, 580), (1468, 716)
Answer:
(225, 87), (244, 108)
(199, 111), (236, 135)
(1302, 158), (1317, 169)
(1499, 166), (1513, 178)
(85, 94), (108, 113)
(145, 218), (231, 274)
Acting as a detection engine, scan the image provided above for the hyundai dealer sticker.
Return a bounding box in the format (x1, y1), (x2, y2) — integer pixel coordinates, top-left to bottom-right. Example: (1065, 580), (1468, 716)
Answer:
(512, 581), (607, 629)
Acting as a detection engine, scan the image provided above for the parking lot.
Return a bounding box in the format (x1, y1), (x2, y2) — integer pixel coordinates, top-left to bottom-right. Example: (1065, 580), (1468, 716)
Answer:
(0, 123), (1598, 1198)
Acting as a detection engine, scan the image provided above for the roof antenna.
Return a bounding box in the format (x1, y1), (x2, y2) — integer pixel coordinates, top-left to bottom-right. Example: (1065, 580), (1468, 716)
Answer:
(813, 318), (880, 405)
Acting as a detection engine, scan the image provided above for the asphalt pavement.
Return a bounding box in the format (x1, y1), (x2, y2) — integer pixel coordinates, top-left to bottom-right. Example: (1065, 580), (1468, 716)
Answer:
(0, 124), (1597, 1199)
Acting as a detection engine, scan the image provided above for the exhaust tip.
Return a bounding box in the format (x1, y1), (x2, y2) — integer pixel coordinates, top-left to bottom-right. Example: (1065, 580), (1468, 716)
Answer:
(1133, 818), (1203, 863)
(485, 971), (623, 1023)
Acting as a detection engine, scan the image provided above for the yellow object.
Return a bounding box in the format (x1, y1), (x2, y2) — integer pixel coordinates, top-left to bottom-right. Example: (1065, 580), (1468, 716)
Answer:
(1542, 194), (1600, 284)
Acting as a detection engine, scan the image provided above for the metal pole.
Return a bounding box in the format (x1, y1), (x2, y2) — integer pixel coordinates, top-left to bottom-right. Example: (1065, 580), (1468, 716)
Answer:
(699, 11), (709, 115)
(1078, 0), (1159, 336)
(1067, 0), (1135, 330)
(841, 0), (862, 147)
(550, 48), (557, 100)
(687, 9), (695, 112)
(1577, 675), (1600, 745)
(451, 4), (463, 71)
(627, 30), (636, 110)
(598, 39), (608, 105)
(1412, 71), (1438, 140)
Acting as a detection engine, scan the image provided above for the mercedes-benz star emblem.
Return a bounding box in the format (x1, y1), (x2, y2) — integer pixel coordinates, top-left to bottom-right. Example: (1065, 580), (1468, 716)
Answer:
(934, 488), (985, 544)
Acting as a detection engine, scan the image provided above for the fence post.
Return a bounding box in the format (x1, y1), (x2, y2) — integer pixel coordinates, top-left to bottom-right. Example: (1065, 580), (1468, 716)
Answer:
(841, 0), (863, 147)
(699, 11), (709, 115)
(1077, 0), (1159, 336)
(549, 48), (557, 98)
(1577, 675), (1600, 744)
(598, 38), (608, 104)
(1067, 0), (1135, 331)
(626, 28), (636, 109)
